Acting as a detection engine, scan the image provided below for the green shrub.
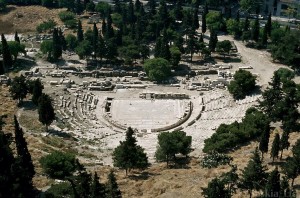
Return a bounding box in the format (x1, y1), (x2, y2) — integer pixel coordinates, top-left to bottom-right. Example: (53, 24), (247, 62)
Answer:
(64, 19), (77, 29)
(36, 20), (56, 33)
(200, 151), (233, 168)
(59, 11), (75, 22)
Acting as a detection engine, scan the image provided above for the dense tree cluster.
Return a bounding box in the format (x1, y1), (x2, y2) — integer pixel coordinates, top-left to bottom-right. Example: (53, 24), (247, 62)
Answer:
(203, 107), (269, 153)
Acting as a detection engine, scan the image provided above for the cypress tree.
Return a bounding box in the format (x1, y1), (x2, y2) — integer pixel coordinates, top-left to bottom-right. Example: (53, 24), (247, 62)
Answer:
(271, 133), (280, 162)
(280, 130), (290, 159)
(147, 0), (156, 16)
(0, 61), (4, 75)
(52, 28), (62, 61)
(135, 0), (141, 12)
(128, 0), (135, 25)
(199, 33), (204, 43)
(174, 0), (183, 21)
(92, 23), (98, 60)
(251, 18), (260, 42)
(259, 129), (270, 159)
(13, 116), (35, 197)
(32, 78), (44, 106)
(101, 19), (106, 36)
(77, 20), (84, 43)
(264, 167), (280, 197)
(106, 171), (121, 198)
(209, 30), (218, 52)
(236, 10), (240, 22)
(186, 33), (197, 62)
(58, 29), (67, 51)
(262, 24), (268, 46)
(114, 0), (121, 13)
(154, 37), (162, 58)
(192, 8), (199, 30)
(38, 93), (55, 132)
(97, 34), (106, 62)
(106, 9), (114, 39)
(243, 16), (250, 32)
(266, 13), (272, 36)
(0, 127), (15, 197)
(239, 148), (268, 198)
(201, 10), (207, 33)
(160, 29), (171, 61)
(1, 34), (13, 70)
(90, 172), (105, 198)
(15, 31), (20, 43)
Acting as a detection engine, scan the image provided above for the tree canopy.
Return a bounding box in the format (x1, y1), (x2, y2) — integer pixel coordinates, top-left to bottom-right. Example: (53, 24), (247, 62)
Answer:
(228, 69), (257, 100)
(155, 130), (192, 166)
(143, 58), (172, 82)
(112, 127), (149, 175)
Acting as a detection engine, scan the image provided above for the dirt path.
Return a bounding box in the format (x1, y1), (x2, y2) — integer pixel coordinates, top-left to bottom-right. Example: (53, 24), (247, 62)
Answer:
(218, 35), (289, 88)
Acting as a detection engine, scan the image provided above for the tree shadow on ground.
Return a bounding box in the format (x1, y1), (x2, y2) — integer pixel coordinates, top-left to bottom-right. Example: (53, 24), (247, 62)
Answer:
(12, 57), (37, 73)
(20, 100), (37, 110)
(167, 157), (191, 169)
(268, 161), (285, 166)
(128, 171), (160, 181)
(48, 128), (76, 140)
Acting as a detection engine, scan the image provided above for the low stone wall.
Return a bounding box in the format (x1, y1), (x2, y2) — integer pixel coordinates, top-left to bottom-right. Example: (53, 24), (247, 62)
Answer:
(152, 101), (193, 132)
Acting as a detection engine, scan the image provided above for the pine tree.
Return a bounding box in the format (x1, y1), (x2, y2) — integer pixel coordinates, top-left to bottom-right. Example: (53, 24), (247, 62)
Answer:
(264, 167), (280, 197)
(92, 23), (98, 60)
(38, 93), (55, 132)
(271, 133), (280, 162)
(251, 18), (260, 42)
(9, 75), (28, 104)
(202, 177), (230, 198)
(1, 34), (13, 70)
(90, 172), (105, 198)
(209, 30), (218, 52)
(32, 78), (44, 106)
(259, 129), (270, 159)
(239, 148), (268, 198)
(112, 127), (149, 175)
(106, 171), (122, 198)
(282, 157), (298, 187)
(77, 20), (84, 43)
(14, 31), (20, 43)
(280, 130), (290, 159)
